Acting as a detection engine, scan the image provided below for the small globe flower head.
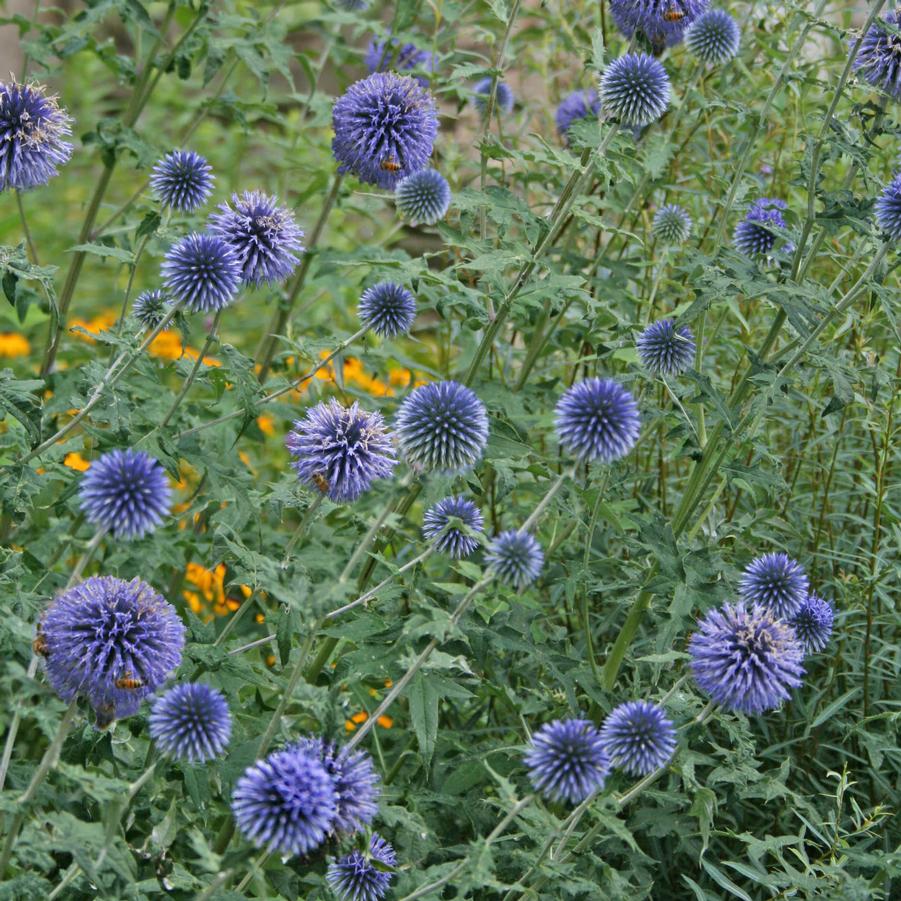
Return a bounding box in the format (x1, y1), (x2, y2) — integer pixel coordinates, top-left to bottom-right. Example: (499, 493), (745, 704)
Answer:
(609, 0), (709, 51)
(208, 191), (304, 287)
(395, 380), (489, 473)
(874, 173), (901, 241)
(524, 718), (610, 804)
(555, 89), (601, 142)
(486, 530), (544, 590)
(733, 197), (790, 257)
(473, 77), (514, 115)
(149, 683), (231, 763)
(789, 593), (835, 655)
(422, 495), (484, 559)
(365, 37), (435, 86)
(689, 601), (805, 714)
(327, 833), (397, 901)
(0, 80), (73, 192)
(395, 168), (451, 225)
(336, 0), (368, 9)
(555, 377), (641, 464)
(131, 289), (169, 330)
(853, 10), (901, 102)
(739, 552), (809, 619)
(232, 745), (337, 857)
(685, 9), (741, 64)
(40, 576), (185, 726)
(600, 53), (671, 128)
(637, 319), (696, 376)
(332, 72), (439, 189)
(150, 150), (213, 212)
(600, 701), (677, 776)
(359, 282), (417, 337)
(286, 400), (396, 503)
(79, 448), (171, 539)
(161, 232), (242, 313)
(652, 203), (692, 244)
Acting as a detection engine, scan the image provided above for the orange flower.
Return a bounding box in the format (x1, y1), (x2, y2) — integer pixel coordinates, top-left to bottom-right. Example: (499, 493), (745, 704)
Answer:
(69, 311), (117, 344)
(63, 452), (90, 472)
(256, 414), (276, 436)
(0, 332), (31, 358)
(181, 562), (250, 620)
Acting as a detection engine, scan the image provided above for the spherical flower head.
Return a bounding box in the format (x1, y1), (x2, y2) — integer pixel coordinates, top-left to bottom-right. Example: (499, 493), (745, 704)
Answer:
(600, 701), (677, 776)
(789, 593), (834, 655)
(79, 448), (171, 539)
(853, 10), (901, 102)
(689, 601), (805, 714)
(150, 150), (213, 212)
(395, 380), (489, 473)
(132, 289), (169, 330)
(358, 282), (417, 337)
(874, 173), (901, 241)
(637, 319), (696, 376)
(555, 377), (641, 464)
(0, 80), (73, 192)
(161, 232), (242, 313)
(232, 745), (337, 856)
(40, 576), (185, 726)
(149, 682), (231, 763)
(652, 203), (692, 244)
(739, 552), (809, 619)
(395, 168), (451, 225)
(327, 833), (397, 901)
(473, 77), (514, 115)
(293, 737), (380, 834)
(365, 37), (435, 86)
(332, 72), (439, 189)
(286, 400), (396, 503)
(685, 9), (741, 64)
(610, 0), (709, 50)
(524, 718), (610, 804)
(733, 197), (789, 257)
(600, 53), (670, 128)
(555, 89), (601, 142)
(486, 530), (544, 590)
(422, 495), (484, 558)
(208, 191), (304, 287)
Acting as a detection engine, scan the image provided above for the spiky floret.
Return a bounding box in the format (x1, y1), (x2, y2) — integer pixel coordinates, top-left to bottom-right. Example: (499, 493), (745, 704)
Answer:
(79, 448), (171, 539)
(599, 53), (671, 127)
(485, 530), (544, 590)
(652, 203), (692, 244)
(332, 72), (439, 189)
(132, 289), (169, 330)
(685, 9), (741, 64)
(149, 683), (232, 763)
(150, 150), (213, 212)
(327, 833), (397, 901)
(555, 377), (641, 463)
(421, 495), (484, 559)
(609, 0), (709, 50)
(600, 700), (677, 776)
(789, 593), (835, 655)
(286, 400), (396, 503)
(473, 77), (514, 114)
(689, 601), (805, 714)
(852, 10), (901, 101)
(358, 282), (417, 337)
(0, 80), (73, 191)
(395, 168), (452, 225)
(161, 232), (243, 312)
(40, 576), (185, 726)
(637, 319), (696, 376)
(524, 718), (610, 804)
(555, 89), (601, 141)
(395, 380), (489, 472)
(874, 172), (901, 240)
(365, 37), (435, 86)
(733, 197), (789, 257)
(739, 552), (809, 619)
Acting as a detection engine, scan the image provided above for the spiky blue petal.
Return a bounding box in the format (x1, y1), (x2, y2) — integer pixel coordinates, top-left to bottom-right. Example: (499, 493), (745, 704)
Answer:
(875, 173), (901, 240)
(149, 683), (231, 763)
(637, 319), (696, 376)
(685, 9), (741, 64)
(365, 37), (435, 86)
(486, 530), (544, 590)
(789, 593), (834, 655)
(161, 232), (243, 313)
(853, 10), (901, 101)
(473, 77), (514, 114)
(739, 552), (809, 619)
(422, 495), (484, 559)
(652, 203), (692, 244)
(733, 197), (790, 257)
(150, 150), (213, 212)
(555, 89), (601, 141)
(131, 289), (170, 330)
(609, 0), (709, 50)
(327, 834), (397, 901)
(555, 377), (641, 463)
(524, 718), (610, 804)
(600, 53), (670, 127)
(600, 700), (677, 776)
(395, 168), (451, 225)
(358, 282), (417, 337)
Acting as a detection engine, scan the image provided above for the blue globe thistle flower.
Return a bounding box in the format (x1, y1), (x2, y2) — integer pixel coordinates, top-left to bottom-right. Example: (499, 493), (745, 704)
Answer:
(486, 530), (544, 590)
(336, 0), (368, 9)
(874, 173), (901, 240)
(739, 552), (809, 619)
(40, 576), (185, 727)
(422, 495), (485, 559)
(327, 833), (397, 901)
(149, 683), (231, 763)
(150, 150), (213, 212)
(286, 400), (396, 503)
(292, 737), (381, 835)
(0, 80), (73, 192)
(358, 282), (417, 337)
(395, 168), (451, 225)
(161, 232), (242, 313)
(79, 448), (171, 539)
(637, 319), (696, 376)
(689, 602), (805, 714)
(853, 10), (901, 102)
(332, 72), (439, 189)
(555, 377), (641, 464)
(733, 198), (789, 257)
(395, 380), (489, 473)
(473, 77), (514, 115)
(365, 37), (435, 86)
(600, 53), (671, 128)
(609, 0), (709, 51)
(685, 9), (741, 64)
(555, 89), (601, 142)
(789, 593), (834, 655)
(232, 745), (337, 857)
(524, 718), (610, 804)
(132, 289), (169, 330)
(600, 701), (677, 776)
(652, 203), (692, 244)
(208, 191), (304, 287)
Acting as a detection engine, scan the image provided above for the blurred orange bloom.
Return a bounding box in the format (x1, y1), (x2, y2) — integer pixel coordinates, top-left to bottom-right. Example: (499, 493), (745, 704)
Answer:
(0, 333), (31, 358)
(63, 452), (91, 472)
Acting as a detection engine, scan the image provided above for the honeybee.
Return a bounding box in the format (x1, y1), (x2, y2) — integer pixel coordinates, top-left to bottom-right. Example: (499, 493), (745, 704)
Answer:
(662, 3), (685, 21)
(115, 671), (145, 690)
(380, 157), (402, 172)
(311, 472), (330, 494)
(32, 627), (49, 657)
(95, 703), (116, 730)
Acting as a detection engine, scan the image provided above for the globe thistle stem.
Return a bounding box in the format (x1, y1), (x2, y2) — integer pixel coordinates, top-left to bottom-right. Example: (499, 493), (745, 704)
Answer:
(15, 190), (39, 264)
(280, 492), (326, 567)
